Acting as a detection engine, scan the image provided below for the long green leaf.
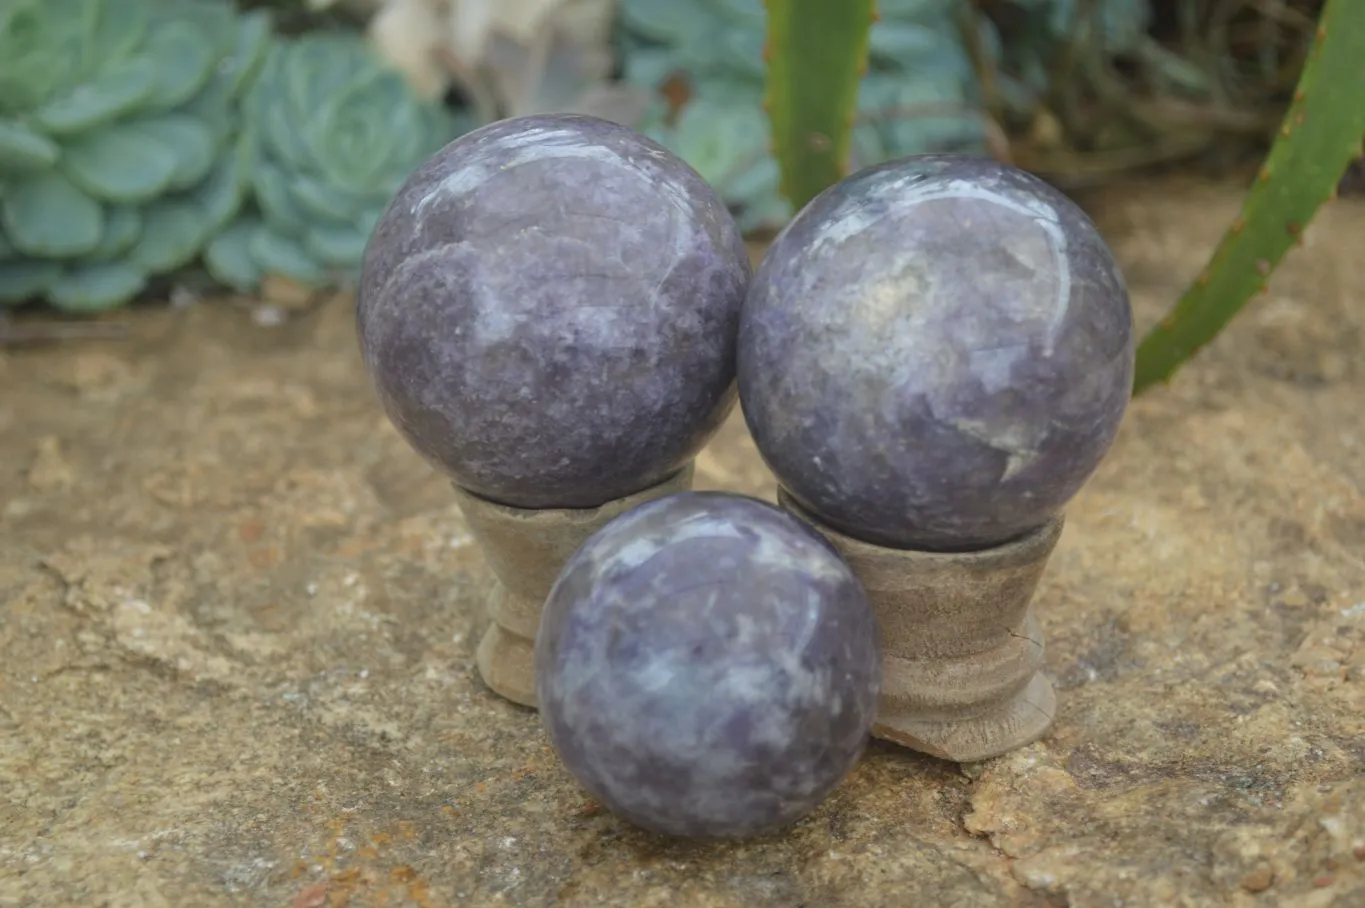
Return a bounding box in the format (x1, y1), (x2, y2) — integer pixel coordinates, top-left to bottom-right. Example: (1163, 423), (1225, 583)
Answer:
(764, 0), (875, 213)
(1132, 0), (1365, 394)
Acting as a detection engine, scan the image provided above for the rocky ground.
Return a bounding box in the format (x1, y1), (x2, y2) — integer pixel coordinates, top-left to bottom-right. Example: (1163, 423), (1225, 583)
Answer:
(1, 178), (1362, 907)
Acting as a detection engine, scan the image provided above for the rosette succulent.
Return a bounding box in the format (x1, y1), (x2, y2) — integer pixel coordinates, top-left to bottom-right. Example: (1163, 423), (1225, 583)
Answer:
(0, 0), (272, 311)
(205, 32), (467, 292)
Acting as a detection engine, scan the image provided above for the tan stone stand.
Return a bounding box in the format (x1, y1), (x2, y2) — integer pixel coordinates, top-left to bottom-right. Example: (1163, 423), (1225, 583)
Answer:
(778, 489), (1064, 763)
(451, 466), (695, 708)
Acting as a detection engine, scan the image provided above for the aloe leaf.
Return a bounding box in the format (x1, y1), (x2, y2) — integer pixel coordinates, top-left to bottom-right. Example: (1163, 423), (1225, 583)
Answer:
(1, 170), (103, 257)
(764, 0), (875, 211)
(1133, 0), (1365, 394)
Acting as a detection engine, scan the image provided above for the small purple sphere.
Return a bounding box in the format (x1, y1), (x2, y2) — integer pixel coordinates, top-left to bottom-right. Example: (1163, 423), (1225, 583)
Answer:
(535, 492), (880, 839)
(739, 155), (1134, 551)
(357, 114), (751, 509)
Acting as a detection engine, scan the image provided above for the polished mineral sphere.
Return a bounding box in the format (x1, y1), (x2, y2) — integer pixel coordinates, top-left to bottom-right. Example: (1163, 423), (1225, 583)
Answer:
(535, 491), (881, 839)
(358, 114), (750, 509)
(738, 155), (1134, 551)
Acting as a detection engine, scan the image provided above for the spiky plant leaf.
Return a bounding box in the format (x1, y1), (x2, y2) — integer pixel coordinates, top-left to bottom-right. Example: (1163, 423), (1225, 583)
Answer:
(1133, 0), (1365, 392)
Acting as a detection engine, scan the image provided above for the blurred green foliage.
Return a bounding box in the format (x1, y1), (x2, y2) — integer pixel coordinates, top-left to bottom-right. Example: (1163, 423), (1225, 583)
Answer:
(0, 0), (271, 311)
(0, 0), (459, 311)
(205, 32), (465, 292)
(0, 0), (1348, 323)
(1133, 0), (1365, 392)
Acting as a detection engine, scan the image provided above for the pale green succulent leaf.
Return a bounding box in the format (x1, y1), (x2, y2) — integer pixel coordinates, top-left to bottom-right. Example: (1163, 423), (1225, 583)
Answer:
(725, 155), (783, 208)
(134, 114), (218, 190)
(0, 118), (60, 174)
(85, 205), (143, 263)
(868, 20), (941, 64)
(734, 191), (792, 234)
(90, 0), (151, 67)
(358, 208), (381, 240)
(0, 230), (14, 260)
(204, 218), (263, 292)
(251, 158), (310, 236)
(127, 199), (208, 273)
(249, 225), (326, 285)
(193, 135), (253, 232)
(143, 20), (218, 111)
(31, 58), (159, 137)
(868, 77), (983, 155)
(1, 171), (103, 257)
(165, 0), (235, 51)
(371, 80), (430, 175)
(307, 72), (404, 192)
(619, 0), (714, 45)
(60, 122), (180, 203)
(661, 99), (771, 198)
(0, 259), (62, 304)
(248, 49), (310, 168)
(183, 71), (236, 145)
(225, 11), (274, 97)
(290, 174), (359, 224)
(288, 35), (368, 118)
(260, 88), (313, 169)
(47, 261), (147, 312)
(304, 223), (369, 268)
(621, 48), (676, 89)
(0, 0), (97, 113)
(382, 86), (456, 182)
(720, 29), (766, 79)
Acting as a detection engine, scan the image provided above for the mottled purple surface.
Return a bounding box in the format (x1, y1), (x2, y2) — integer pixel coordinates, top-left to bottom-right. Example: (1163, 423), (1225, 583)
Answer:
(357, 114), (751, 509)
(738, 155), (1135, 551)
(535, 492), (881, 840)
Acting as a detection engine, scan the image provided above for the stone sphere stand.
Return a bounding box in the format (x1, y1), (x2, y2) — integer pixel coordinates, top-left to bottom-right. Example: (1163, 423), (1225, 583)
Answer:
(451, 465), (695, 708)
(778, 489), (1064, 763)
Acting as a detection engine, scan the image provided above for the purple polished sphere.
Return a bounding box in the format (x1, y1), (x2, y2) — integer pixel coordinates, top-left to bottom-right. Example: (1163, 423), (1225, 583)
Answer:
(535, 492), (880, 839)
(358, 114), (750, 509)
(738, 155), (1134, 551)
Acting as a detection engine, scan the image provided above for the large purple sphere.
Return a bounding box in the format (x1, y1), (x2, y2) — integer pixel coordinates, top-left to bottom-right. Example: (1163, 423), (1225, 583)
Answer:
(738, 155), (1134, 551)
(535, 492), (880, 839)
(357, 114), (751, 509)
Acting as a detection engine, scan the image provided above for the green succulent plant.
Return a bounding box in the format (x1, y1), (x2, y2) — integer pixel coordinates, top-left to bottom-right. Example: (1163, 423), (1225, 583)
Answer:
(206, 32), (467, 292)
(0, 0), (272, 311)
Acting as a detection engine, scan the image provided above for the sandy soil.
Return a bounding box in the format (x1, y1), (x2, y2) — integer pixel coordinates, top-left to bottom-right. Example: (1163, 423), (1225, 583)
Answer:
(1, 178), (1362, 907)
